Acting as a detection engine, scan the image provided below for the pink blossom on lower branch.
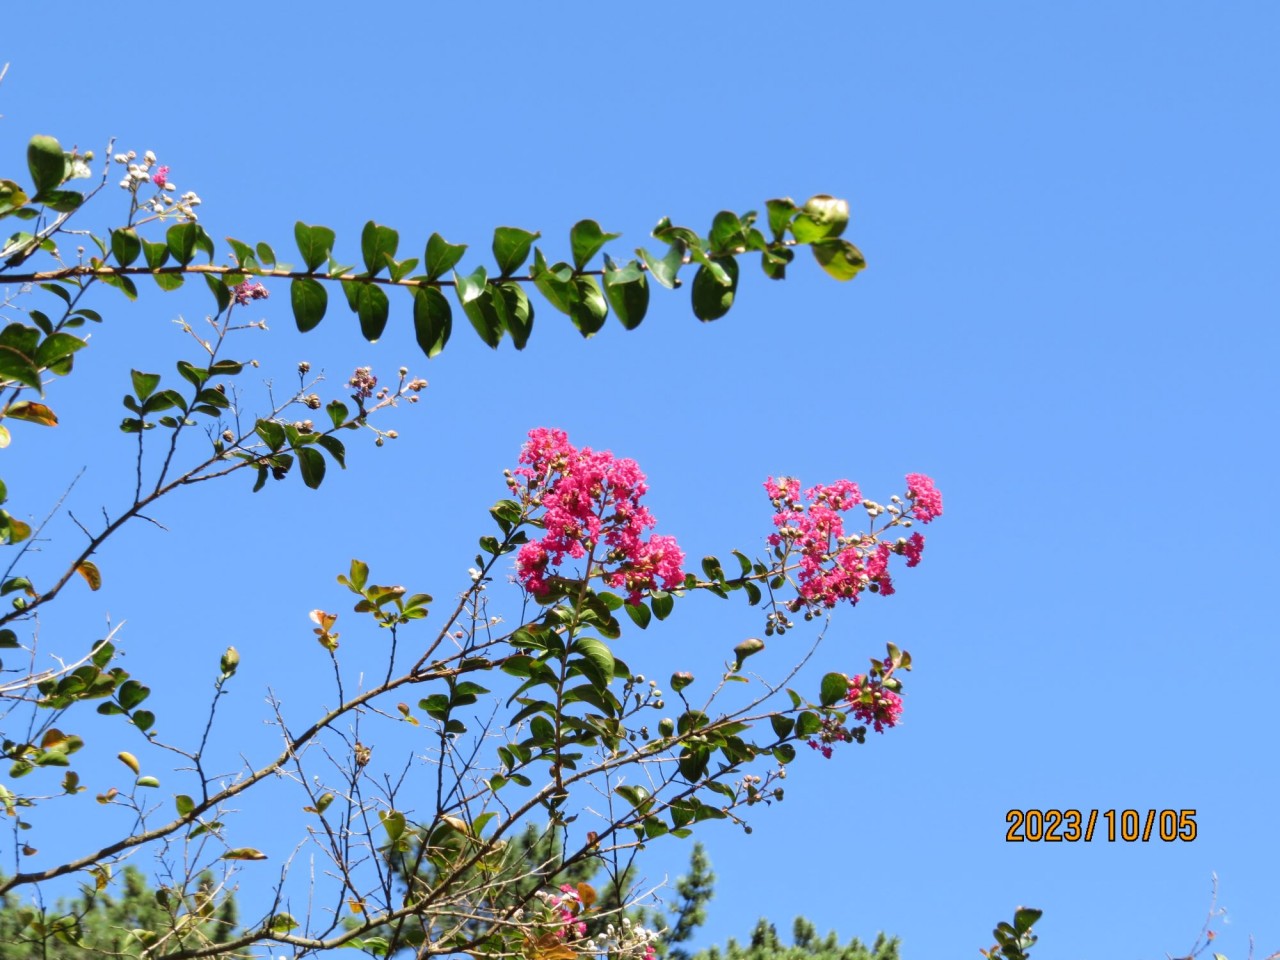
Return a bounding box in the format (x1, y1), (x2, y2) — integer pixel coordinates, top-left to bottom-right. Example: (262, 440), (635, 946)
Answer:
(510, 429), (684, 603)
(846, 673), (904, 733)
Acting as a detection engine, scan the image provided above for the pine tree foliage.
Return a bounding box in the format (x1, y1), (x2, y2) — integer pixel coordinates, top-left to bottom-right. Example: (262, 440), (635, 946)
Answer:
(690, 916), (899, 960)
(0, 866), (241, 958)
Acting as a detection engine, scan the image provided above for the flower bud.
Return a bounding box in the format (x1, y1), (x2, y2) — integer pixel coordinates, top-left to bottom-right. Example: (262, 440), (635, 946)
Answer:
(220, 646), (240, 677)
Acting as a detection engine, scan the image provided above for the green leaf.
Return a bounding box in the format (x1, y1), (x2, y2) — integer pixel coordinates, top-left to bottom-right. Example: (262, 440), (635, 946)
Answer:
(175, 794), (195, 816)
(791, 194), (849, 243)
(760, 242), (795, 281)
(424, 232), (467, 280)
(270, 913), (299, 934)
(141, 239), (169, 270)
(811, 238), (866, 281)
(637, 243), (686, 289)
(27, 135), (67, 196)
(291, 278), (328, 332)
(708, 211), (748, 254)
(118, 679), (150, 710)
(412, 287), (452, 358)
(0, 180), (29, 218)
(496, 281), (533, 349)
(568, 276), (608, 338)
(651, 592), (674, 620)
(691, 256), (739, 321)
(1013, 908), (1042, 934)
(34, 333), (85, 369)
(492, 226), (540, 277)
(204, 274), (230, 312)
(297, 447), (326, 489)
(361, 221), (399, 277)
(820, 672), (850, 707)
(255, 419), (286, 451)
(0, 323), (42, 391)
(226, 237), (258, 269)
(380, 809), (406, 843)
(326, 399), (349, 429)
(110, 228), (142, 267)
(131, 370), (161, 402)
(570, 220), (622, 272)
(603, 257), (649, 330)
(295, 222), (336, 273)
(136, 775), (160, 788)
(574, 637), (615, 689)
(455, 270), (502, 348)
(166, 223), (198, 265)
(765, 197), (798, 240)
(35, 189), (83, 213)
(356, 284), (390, 342)
(255, 242), (276, 269)
(530, 248), (578, 314)
(317, 434), (346, 468)
(623, 600), (651, 629)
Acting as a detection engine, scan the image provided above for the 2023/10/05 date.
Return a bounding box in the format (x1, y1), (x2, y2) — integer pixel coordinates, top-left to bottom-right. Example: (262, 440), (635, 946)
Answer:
(1005, 809), (1197, 842)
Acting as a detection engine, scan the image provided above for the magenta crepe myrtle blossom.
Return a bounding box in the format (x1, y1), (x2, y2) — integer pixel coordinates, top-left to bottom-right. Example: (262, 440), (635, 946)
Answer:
(906, 472), (944, 523)
(764, 473), (940, 608)
(512, 428), (685, 604)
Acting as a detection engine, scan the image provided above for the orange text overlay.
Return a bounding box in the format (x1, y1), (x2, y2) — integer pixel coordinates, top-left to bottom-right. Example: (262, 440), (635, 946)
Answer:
(1005, 809), (1197, 843)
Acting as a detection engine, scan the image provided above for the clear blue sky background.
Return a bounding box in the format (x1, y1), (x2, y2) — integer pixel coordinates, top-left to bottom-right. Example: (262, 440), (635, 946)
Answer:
(2, 4), (1277, 958)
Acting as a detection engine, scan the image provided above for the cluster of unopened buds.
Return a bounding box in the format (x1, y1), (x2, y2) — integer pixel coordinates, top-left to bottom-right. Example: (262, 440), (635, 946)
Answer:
(114, 150), (201, 220)
(766, 472), (942, 610)
(348, 366), (379, 401)
(576, 915), (661, 960)
(510, 428), (685, 604)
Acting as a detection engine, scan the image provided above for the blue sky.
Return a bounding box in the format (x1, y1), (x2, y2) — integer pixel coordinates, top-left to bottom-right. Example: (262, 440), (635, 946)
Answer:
(2, 4), (1278, 958)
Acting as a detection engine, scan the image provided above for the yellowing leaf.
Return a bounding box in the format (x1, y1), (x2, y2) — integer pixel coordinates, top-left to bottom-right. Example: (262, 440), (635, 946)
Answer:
(309, 609), (337, 631)
(41, 728), (68, 749)
(221, 848), (268, 861)
(117, 751), (140, 774)
(76, 560), (101, 591)
(5, 401), (57, 426)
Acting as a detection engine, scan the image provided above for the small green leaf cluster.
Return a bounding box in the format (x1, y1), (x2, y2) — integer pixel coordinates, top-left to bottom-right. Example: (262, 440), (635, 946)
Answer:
(120, 360), (241, 434)
(336, 558), (432, 629)
(980, 907), (1043, 960)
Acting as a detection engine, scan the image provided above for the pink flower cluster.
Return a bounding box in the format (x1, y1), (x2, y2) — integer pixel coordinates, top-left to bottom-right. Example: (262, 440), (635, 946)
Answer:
(548, 884), (587, 940)
(807, 672), (905, 757)
(906, 473), (943, 523)
(513, 428), (684, 604)
(232, 279), (269, 306)
(765, 473), (941, 608)
(151, 165), (170, 189)
(846, 672), (904, 733)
